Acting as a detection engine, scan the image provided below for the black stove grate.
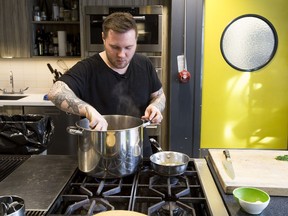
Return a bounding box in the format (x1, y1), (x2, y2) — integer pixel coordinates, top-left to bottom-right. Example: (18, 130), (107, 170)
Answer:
(0, 155), (30, 182)
(47, 168), (137, 215)
(48, 160), (211, 216)
(132, 161), (210, 215)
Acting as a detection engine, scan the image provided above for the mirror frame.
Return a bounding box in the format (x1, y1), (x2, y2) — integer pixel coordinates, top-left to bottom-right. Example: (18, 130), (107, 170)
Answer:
(220, 14), (278, 72)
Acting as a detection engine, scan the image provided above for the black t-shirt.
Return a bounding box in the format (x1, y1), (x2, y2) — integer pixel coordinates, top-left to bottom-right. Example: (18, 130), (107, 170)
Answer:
(59, 53), (162, 157)
(59, 53), (162, 118)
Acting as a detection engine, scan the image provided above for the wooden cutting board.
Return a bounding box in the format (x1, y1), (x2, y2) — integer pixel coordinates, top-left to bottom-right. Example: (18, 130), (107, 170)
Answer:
(208, 149), (288, 196)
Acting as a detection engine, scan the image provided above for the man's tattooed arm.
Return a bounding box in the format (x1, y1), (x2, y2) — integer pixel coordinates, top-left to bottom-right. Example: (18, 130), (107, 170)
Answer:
(149, 88), (166, 112)
(48, 81), (89, 117)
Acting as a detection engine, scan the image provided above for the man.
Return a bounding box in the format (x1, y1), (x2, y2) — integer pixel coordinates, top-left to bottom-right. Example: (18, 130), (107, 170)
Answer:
(48, 12), (166, 156)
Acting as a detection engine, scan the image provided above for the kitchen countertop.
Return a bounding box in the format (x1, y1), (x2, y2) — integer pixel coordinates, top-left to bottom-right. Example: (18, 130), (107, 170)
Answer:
(0, 94), (54, 107)
(1, 154), (287, 215)
(206, 156), (288, 216)
(0, 155), (78, 212)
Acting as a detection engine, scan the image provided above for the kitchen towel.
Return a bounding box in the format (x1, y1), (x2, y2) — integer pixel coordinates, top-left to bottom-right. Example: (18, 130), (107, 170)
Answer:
(57, 31), (67, 56)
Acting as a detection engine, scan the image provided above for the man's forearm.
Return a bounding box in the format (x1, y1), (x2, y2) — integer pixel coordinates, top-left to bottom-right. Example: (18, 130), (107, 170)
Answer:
(150, 88), (166, 112)
(48, 81), (89, 116)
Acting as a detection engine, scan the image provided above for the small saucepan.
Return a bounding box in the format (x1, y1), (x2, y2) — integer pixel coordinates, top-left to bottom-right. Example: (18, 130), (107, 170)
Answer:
(149, 138), (190, 176)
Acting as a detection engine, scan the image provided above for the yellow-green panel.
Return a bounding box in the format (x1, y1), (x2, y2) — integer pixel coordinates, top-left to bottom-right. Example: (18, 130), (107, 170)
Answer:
(201, 0), (288, 149)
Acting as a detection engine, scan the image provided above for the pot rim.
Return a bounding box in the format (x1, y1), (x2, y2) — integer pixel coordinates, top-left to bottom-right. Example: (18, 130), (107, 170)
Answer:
(76, 115), (148, 132)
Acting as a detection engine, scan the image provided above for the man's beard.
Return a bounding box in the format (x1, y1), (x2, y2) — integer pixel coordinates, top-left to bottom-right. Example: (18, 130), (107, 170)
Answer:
(107, 55), (129, 69)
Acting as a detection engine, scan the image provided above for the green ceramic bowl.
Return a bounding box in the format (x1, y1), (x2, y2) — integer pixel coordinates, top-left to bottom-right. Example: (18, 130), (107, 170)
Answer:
(233, 187), (270, 215)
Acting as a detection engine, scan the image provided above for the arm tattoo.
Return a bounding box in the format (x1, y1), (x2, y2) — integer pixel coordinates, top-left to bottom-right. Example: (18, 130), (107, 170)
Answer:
(49, 81), (89, 116)
(150, 88), (166, 112)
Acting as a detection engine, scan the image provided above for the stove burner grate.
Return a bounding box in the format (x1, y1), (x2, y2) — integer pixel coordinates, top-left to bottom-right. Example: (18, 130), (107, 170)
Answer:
(148, 200), (196, 216)
(52, 195), (114, 215)
(48, 160), (213, 216)
(149, 175), (190, 198)
(131, 161), (211, 215)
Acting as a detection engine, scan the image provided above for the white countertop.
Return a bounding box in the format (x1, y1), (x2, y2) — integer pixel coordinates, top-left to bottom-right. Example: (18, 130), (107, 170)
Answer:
(0, 94), (54, 107)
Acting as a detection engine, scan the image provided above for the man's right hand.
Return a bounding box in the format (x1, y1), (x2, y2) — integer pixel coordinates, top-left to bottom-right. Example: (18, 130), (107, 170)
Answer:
(48, 81), (108, 131)
(85, 105), (108, 131)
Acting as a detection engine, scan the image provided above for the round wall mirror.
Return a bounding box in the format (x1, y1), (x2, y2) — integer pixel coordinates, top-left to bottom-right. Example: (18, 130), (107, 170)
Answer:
(220, 14), (278, 72)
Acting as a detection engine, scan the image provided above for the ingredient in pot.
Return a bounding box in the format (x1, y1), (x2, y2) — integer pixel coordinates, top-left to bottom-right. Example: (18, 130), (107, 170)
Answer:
(160, 162), (183, 166)
(275, 155), (288, 161)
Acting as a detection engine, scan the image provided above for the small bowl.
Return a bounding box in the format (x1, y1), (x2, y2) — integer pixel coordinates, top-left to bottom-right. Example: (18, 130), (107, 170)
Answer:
(233, 187), (270, 215)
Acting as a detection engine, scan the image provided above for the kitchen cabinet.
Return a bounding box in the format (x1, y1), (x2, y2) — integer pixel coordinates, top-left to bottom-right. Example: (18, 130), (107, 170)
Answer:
(0, 0), (31, 58)
(0, 106), (23, 115)
(31, 21), (81, 57)
(31, 0), (81, 57)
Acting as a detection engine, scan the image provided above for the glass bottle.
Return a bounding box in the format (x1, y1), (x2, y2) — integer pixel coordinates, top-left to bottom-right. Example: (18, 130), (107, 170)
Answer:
(33, 6), (41, 21)
(71, 1), (78, 21)
(52, 1), (60, 21)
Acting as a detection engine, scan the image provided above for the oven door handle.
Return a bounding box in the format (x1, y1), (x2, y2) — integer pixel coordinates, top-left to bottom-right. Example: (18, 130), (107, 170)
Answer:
(101, 16), (146, 21)
(91, 19), (103, 24)
(133, 16), (146, 21)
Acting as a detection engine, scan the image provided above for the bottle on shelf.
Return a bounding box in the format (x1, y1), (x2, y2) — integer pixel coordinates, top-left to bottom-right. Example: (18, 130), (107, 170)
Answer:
(71, 1), (79, 21)
(33, 6), (41, 21)
(52, 0), (60, 21)
(33, 29), (40, 55)
(53, 33), (59, 56)
(48, 32), (55, 56)
(40, 0), (48, 21)
(59, 0), (64, 21)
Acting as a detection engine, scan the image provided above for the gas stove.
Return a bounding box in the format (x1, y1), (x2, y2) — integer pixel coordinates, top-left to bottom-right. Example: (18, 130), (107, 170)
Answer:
(47, 159), (228, 216)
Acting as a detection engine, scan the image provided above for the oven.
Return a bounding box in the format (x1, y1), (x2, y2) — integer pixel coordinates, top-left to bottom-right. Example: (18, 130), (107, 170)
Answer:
(83, 5), (163, 56)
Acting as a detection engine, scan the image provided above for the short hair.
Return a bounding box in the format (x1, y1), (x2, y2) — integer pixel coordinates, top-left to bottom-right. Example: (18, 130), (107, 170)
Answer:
(102, 12), (138, 39)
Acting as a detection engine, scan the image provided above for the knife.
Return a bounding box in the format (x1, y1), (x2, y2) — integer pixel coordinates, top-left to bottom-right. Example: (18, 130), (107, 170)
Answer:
(222, 150), (235, 179)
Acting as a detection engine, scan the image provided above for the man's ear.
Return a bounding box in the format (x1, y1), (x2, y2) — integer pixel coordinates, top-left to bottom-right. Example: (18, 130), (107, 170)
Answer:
(102, 32), (105, 42)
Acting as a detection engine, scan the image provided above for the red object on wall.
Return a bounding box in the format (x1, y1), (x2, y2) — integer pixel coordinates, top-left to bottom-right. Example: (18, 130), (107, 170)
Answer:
(178, 69), (191, 83)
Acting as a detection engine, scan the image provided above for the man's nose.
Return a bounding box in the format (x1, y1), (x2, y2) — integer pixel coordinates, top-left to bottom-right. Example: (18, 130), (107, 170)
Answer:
(117, 49), (126, 57)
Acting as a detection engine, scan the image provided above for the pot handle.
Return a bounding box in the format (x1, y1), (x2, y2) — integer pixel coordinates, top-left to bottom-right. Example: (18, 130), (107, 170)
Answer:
(149, 138), (163, 152)
(142, 120), (151, 128)
(66, 126), (84, 136)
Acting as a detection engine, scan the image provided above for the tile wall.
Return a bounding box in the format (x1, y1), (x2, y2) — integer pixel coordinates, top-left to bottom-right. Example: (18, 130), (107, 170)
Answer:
(0, 58), (80, 94)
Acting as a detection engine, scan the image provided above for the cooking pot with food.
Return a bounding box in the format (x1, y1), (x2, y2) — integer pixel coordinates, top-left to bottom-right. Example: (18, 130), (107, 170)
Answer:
(67, 115), (150, 179)
(149, 138), (190, 176)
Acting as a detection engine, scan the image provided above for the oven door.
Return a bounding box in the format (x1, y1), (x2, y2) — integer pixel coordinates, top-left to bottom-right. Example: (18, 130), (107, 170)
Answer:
(84, 6), (162, 54)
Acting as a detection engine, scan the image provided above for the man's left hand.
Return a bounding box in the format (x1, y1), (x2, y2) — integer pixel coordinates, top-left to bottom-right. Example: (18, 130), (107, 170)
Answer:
(142, 104), (163, 123)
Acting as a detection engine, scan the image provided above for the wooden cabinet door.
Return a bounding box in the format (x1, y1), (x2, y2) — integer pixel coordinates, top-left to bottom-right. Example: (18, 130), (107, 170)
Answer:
(0, 0), (31, 58)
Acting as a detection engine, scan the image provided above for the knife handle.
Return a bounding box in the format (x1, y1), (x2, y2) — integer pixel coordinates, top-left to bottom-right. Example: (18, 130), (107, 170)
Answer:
(223, 150), (231, 160)
(47, 63), (54, 74)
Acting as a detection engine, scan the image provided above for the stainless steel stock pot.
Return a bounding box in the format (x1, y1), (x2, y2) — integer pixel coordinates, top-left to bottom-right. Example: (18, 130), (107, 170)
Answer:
(67, 115), (150, 179)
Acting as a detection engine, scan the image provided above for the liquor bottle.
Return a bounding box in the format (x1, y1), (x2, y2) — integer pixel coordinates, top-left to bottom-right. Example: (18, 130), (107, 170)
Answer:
(71, 0), (78, 21)
(33, 29), (40, 56)
(48, 32), (55, 56)
(38, 27), (46, 56)
(39, 0), (46, 21)
(43, 32), (49, 56)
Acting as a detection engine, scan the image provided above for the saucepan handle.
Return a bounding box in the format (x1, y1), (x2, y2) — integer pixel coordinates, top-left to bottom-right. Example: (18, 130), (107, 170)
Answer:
(149, 138), (163, 152)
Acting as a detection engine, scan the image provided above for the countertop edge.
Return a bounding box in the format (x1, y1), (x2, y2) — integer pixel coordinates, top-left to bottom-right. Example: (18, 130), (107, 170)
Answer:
(0, 94), (54, 107)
